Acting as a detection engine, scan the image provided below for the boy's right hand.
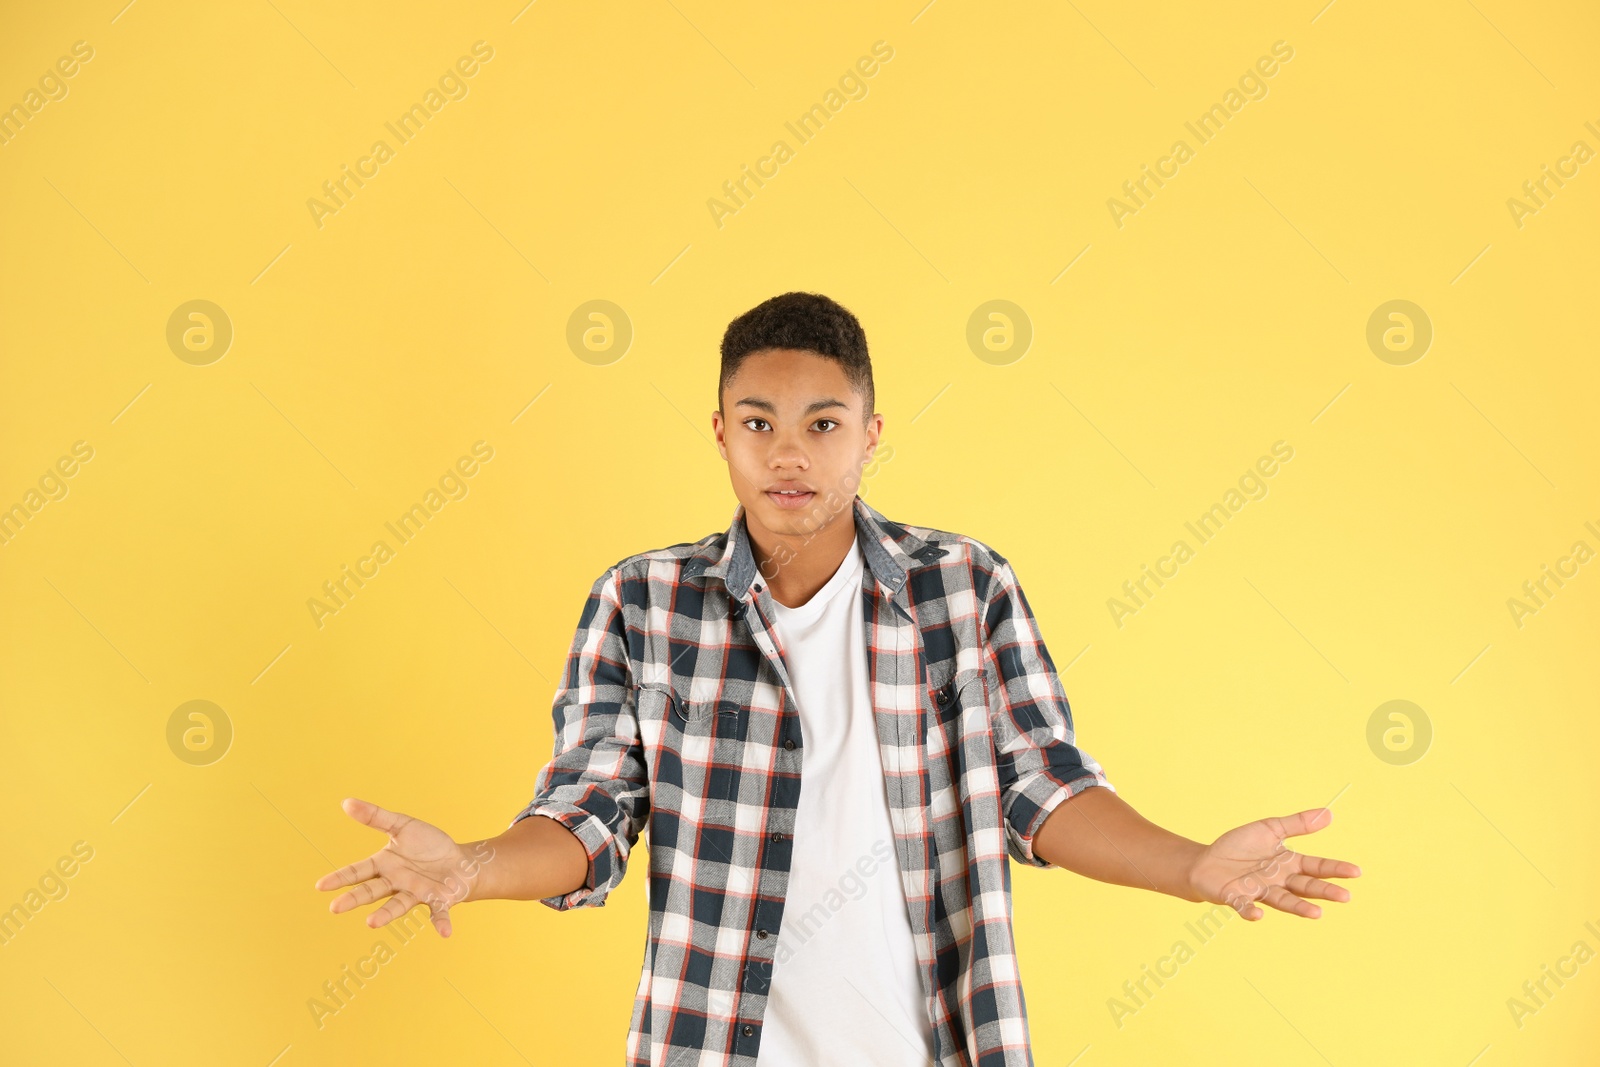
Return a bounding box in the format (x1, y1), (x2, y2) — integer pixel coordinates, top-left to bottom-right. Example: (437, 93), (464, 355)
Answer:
(314, 797), (484, 938)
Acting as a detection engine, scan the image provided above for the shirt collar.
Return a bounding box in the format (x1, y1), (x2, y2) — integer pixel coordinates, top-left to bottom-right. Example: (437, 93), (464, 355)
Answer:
(685, 494), (946, 601)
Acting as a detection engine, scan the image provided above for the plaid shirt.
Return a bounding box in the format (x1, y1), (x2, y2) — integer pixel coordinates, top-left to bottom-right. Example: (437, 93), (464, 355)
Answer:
(512, 494), (1114, 1066)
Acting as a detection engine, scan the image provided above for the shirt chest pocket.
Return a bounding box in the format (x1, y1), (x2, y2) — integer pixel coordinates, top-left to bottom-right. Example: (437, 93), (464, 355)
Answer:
(927, 661), (986, 727)
(636, 683), (744, 806)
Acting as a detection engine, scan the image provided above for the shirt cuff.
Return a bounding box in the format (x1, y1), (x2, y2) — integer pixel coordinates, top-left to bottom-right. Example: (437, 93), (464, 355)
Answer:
(510, 799), (620, 910)
(1009, 770), (1117, 868)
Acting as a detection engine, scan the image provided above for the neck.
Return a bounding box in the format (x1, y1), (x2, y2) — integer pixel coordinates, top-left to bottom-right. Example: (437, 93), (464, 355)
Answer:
(746, 498), (858, 608)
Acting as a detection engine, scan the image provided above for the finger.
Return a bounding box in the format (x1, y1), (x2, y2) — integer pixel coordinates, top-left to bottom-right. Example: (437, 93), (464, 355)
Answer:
(425, 896), (453, 938)
(1286, 872), (1351, 903)
(1221, 883), (1265, 921)
(315, 856), (377, 892)
(1271, 807), (1334, 840)
(342, 797), (412, 837)
(1262, 884), (1321, 919)
(1229, 893), (1264, 921)
(330, 875), (395, 915)
(1298, 853), (1362, 880)
(367, 888), (418, 929)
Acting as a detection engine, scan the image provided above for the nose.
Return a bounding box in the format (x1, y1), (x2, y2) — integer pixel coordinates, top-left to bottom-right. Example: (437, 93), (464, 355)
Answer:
(767, 435), (809, 470)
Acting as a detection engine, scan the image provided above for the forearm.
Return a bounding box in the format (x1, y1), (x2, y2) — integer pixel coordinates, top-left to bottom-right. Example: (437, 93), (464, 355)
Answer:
(461, 813), (590, 903)
(1031, 785), (1205, 902)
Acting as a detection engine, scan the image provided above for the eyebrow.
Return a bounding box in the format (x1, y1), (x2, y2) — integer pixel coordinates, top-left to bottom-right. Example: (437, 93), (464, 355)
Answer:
(733, 396), (851, 416)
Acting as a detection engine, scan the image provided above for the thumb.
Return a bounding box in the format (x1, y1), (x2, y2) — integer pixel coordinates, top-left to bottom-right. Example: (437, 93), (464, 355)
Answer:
(342, 797), (410, 837)
(1275, 807), (1333, 840)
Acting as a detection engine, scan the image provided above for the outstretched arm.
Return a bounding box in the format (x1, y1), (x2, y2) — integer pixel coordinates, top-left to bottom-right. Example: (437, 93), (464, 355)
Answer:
(977, 552), (1361, 919)
(460, 813), (590, 904)
(1033, 788), (1361, 920)
(317, 562), (648, 935)
(314, 798), (590, 937)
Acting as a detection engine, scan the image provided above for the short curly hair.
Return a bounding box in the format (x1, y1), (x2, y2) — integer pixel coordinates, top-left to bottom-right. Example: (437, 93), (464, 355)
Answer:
(718, 291), (874, 423)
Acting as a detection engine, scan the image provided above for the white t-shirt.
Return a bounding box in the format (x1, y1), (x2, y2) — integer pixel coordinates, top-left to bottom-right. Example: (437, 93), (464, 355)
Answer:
(757, 532), (938, 1066)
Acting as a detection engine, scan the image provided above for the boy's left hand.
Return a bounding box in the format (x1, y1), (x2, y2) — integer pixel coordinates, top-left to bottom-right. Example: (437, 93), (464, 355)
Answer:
(1186, 807), (1361, 920)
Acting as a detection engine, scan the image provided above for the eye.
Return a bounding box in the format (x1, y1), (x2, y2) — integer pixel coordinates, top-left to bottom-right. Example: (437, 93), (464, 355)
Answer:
(742, 417), (770, 432)
(814, 419), (838, 432)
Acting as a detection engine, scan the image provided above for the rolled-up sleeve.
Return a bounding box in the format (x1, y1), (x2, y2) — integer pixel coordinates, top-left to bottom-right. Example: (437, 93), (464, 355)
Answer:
(981, 555), (1115, 868)
(510, 564), (651, 910)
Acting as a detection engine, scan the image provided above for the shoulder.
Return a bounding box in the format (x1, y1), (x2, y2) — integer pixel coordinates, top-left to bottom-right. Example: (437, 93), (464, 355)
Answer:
(902, 517), (1008, 568)
(885, 512), (1015, 603)
(586, 529), (727, 592)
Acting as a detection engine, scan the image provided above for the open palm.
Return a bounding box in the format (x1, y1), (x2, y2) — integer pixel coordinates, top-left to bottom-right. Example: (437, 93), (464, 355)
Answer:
(1187, 807), (1361, 920)
(314, 797), (475, 937)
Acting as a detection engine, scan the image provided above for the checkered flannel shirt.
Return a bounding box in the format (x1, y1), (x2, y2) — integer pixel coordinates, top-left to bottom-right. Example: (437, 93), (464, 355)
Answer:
(511, 494), (1114, 1066)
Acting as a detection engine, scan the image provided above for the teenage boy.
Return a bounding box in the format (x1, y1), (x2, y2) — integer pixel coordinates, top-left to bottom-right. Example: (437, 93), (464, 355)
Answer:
(317, 292), (1361, 1066)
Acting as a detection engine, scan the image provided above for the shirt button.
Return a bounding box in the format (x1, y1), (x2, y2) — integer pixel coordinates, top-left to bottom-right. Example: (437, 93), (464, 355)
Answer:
(756, 929), (768, 939)
(784, 738), (796, 750)
(742, 1024), (755, 1037)
(770, 831), (782, 841)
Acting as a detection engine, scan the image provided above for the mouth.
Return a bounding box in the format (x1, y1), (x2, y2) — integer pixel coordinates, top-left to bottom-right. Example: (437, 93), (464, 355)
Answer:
(765, 489), (815, 510)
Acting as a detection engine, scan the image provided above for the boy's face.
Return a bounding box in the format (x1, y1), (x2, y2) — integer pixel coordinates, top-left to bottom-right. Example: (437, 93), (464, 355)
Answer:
(713, 348), (882, 542)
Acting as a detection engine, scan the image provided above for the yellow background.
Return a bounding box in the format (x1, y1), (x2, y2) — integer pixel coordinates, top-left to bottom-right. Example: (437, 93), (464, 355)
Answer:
(2, 1), (1597, 1064)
